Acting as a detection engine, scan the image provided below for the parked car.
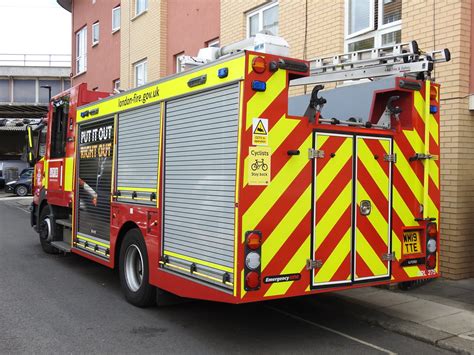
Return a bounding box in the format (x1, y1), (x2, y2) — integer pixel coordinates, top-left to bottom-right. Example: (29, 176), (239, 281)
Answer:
(0, 160), (29, 188)
(5, 168), (33, 196)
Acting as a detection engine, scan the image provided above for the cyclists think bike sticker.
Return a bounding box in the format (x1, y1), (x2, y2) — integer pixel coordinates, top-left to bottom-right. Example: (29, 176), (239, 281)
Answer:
(248, 146), (271, 185)
(252, 118), (268, 146)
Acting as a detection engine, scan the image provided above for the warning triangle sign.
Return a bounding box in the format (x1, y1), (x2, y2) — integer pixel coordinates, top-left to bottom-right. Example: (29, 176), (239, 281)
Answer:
(253, 120), (267, 135)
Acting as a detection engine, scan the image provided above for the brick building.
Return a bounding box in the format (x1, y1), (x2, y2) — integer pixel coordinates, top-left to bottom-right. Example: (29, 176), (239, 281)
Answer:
(120, 0), (220, 89)
(58, 0), (121, 92)
(220, 0), (474, 279)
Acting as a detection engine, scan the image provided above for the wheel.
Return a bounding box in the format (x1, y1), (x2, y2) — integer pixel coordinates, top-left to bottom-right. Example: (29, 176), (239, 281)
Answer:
(262, 163), (268, 171)
(251, 163), (258, 171)
(119, 228), (156, 307)
(15, 185), (28, 197)
(38, 205), (59, 254)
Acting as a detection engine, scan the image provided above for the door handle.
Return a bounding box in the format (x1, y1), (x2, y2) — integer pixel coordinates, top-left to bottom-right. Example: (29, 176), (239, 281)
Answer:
(360, 200), (371, 216)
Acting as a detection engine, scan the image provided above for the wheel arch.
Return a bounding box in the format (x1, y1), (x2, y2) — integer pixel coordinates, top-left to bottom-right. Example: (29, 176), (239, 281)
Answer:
(113, 221), (141, 269)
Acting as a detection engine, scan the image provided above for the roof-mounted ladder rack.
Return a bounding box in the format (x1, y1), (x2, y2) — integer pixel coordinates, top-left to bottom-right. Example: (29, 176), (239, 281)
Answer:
(290, 41), (451, 86)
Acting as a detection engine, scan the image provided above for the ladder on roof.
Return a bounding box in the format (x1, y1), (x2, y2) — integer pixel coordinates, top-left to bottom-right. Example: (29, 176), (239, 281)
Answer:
(290, 41), (451, 86)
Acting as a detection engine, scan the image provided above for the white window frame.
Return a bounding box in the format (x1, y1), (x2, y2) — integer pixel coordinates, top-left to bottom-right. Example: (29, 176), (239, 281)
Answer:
(207, 38), (220, 48)
(246, 2), (279, 38)
(344, 0), (401, 51)
(344, 0), (375, 39)
(175, 53), (185, 73)
(92, 22), (99, 46)
(134, 59), (147, 87)
(113, 79), (120, 91)
(135, 0), (148, 16)
(75, 26), (87, 75)
(112, 6), (121, 32)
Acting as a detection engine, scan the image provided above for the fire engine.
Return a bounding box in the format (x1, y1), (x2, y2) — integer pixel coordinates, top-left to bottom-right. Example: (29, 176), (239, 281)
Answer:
(28, 34), (450, 307)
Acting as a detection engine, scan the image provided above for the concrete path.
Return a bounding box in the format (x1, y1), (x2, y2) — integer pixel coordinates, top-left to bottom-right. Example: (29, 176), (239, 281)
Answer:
(335, 279), (474, 354)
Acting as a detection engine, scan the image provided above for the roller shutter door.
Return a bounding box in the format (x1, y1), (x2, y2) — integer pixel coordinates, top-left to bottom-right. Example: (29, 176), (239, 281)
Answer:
(116, 104), (160, 205)
(163, 84), (240, 287)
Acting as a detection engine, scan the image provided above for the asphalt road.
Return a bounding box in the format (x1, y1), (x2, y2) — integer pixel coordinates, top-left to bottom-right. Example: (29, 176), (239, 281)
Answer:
(0, 198), (452, 354)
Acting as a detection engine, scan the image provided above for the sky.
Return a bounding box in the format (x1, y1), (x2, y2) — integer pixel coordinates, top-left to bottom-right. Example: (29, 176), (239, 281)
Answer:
(0, 0), (71, 55)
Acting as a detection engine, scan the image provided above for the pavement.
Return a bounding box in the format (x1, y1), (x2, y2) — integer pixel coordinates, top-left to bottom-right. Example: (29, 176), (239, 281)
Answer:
(333, 279), (474, 354)
(0, 194), (472, 353)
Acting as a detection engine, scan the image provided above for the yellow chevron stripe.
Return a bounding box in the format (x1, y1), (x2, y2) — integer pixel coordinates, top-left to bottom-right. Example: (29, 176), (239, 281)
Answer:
(356, 183), (388, 246)
(394, 142), (423, 204)
(242, 134), (312, 239)
(355, 228), (387, 277)
(315, 181), (352, 249)
(315, 135), (352, 200)
(246, 69), (286, 129)
(243, 114), (300, 186)
(262, 186), (311, 270)
(314, 229), (351, 284)
(265, 235), (310, 297)
(357, 138), (389, 200)
(414, 90), (439, 144)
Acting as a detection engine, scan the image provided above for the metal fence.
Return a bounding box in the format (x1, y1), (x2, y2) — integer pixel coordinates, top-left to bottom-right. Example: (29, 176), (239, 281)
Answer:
(0, 54), (71, 67)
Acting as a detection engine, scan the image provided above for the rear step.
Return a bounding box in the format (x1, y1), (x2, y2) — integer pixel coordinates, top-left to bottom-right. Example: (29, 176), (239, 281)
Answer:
(56, 219), (72, 228)
(50, 241), (71, 253)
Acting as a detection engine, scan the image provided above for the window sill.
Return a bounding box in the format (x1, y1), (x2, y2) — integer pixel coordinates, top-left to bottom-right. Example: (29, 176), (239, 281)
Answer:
(131, 9), (147, 22)
(112, 28), (120, 34)
(72, 70), (87, 79)
(92, 42), (99, 47)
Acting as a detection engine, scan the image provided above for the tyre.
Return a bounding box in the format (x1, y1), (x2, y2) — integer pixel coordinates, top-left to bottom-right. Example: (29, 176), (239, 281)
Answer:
(38, 205), (59, 254)
(15, 185), (28, 197)
(119, 228), (156, 307)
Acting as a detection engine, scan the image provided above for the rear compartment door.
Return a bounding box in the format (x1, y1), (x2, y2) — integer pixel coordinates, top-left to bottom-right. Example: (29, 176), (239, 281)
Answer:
(312, 133), (353, 286)
(354, 136), (392, 281)
(311, 133), (392, 288)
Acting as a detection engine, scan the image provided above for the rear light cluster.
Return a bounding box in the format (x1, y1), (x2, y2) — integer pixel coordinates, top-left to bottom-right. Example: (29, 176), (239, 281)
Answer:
(244, 230), (262, 291)
(425, 222), (438, 270)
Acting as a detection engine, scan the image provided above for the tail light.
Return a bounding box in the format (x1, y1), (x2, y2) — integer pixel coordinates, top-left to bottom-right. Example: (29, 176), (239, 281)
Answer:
(244, 230), (262, 290)
(252, 56), (266, 74)
(425, 222), (438, 270)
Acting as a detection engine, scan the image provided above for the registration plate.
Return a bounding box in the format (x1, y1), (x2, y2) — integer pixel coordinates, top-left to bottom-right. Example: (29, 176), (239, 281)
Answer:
(402, 230), (422, 255)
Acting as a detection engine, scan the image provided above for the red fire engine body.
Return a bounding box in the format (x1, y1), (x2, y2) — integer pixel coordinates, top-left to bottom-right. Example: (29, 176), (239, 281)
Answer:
(30, 38), (449, 307)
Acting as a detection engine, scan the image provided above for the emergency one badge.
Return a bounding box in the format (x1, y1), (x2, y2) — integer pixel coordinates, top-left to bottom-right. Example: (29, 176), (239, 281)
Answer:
(252, 118), (268, 146)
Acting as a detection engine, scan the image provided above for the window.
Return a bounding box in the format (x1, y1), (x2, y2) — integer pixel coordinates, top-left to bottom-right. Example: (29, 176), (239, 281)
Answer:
(113, 79), (121, 91)
(135, 0), (148, 16)
(134, 60), (147, 87)
(112, 6), (121, 32)
(247, 2), (279, 38)
(207, 38), (220, 48)
(76, 26), (87, 74)
(175, 53), (184, 73)
(92, 22), (99, 46)
(345, 0), (401, 51)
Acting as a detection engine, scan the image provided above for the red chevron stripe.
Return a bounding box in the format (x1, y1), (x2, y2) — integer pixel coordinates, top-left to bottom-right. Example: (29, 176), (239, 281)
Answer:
(314, 206), (352, 262)
(315, 159), (352, 223)
(330, 252), (352, 282)
(316, 135), (349, 173)
(395, 133), (424, 183)
(244, 211), (311, 298)
(355, 252), (374, 279)
(361, 138), (390, 173)
(356, 160), (389, 221)
(252, 163), (311, 241)
(392, 167), (421, 218)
